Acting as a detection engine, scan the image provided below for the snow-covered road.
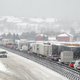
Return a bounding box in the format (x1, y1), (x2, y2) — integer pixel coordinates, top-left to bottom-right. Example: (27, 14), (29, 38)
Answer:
(0, 48), (69, 80)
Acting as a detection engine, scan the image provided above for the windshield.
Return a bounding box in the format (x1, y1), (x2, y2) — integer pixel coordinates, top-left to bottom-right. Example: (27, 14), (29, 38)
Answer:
(53, 55), (57, 57)
(78, 62), (80, 64)
(71, 62), (75, 64)
(0, 51), (6, 54)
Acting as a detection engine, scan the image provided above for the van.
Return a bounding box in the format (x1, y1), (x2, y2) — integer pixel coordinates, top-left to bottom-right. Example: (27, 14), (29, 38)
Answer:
(74, 60), (80, 69)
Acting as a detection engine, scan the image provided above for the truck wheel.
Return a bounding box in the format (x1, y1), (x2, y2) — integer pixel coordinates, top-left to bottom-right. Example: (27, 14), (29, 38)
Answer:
(5, 56), (7, 58)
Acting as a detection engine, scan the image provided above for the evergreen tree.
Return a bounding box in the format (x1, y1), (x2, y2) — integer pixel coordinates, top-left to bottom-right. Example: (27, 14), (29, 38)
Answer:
(12, 33), (16, 41)
(1, 33), (6, 38)
(15, 34), (20, 40)
(6, 33), (12, 39)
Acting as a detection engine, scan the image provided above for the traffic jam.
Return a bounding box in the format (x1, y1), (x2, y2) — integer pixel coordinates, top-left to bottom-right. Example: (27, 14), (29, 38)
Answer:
(0, 38), (80, 70)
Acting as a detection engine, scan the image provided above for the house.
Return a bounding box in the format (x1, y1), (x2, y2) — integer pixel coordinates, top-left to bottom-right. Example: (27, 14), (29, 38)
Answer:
(35, 34), (48, 41)
(56, 33), (73, 42)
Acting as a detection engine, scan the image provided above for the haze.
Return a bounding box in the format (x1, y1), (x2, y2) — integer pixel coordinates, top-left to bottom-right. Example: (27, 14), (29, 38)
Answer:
(0, 0), (80, 20)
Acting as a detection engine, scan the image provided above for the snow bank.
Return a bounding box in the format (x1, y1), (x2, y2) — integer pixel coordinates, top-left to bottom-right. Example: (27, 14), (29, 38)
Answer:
(0, 61), (11, 73)
(1, 48), (68, 80)
(0, 61), (8, 72)
(7, 51), (69, 80)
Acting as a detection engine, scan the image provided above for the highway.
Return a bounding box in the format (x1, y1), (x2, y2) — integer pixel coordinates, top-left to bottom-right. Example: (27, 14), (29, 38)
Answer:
(0, 48), (68, 80)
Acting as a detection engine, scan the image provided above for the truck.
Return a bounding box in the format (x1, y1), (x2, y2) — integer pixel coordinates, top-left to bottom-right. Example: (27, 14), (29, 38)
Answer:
(39, 44), (52, 58)
(2, 39), (13, 46)
(20, 45), (28, 52)
(32, 43), (42, 55)
(59, 51), (73, 64)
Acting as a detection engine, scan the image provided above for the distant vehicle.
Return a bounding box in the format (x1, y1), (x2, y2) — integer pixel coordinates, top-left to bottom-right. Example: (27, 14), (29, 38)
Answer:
(32, 43), (52, 57)
(20, 45), (28, 52)
(39, 44), (52, 58)
(69, 61), (75, 67)
(2, 39), (13, 46)
(50, 54), (60, 61)
(52, 44), (80, 60)
(59, 51), (73, 64)
(7, 43), (13, 48)
(10, 44), (18, 49)
(74, 60), (80, 69)
(0, 51), (7, 58)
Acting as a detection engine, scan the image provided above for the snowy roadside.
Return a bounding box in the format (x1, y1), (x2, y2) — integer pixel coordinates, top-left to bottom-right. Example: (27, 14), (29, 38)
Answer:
(0, 60), (12, 80)
(7, 51), (69, 80)
(0, 61), (11, 73)
(0, 48), (69, 80)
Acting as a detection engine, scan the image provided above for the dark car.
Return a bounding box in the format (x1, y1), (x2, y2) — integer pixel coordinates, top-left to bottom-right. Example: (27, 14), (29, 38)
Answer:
(0, 51), (7, 58)
(50, 54), (60, 61)
(12, 44), (18, 50)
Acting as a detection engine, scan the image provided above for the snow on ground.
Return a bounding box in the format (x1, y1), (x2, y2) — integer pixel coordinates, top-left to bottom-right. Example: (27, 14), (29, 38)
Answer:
(0, 61), (7, 72)
(0, 49), (13, 74)
(0, 48), (69, 80)
(0, 61), (12, 74)
(7, 51), (69, 80)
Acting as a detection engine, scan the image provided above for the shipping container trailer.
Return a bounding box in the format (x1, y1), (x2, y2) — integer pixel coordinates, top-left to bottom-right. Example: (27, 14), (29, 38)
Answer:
(60, 51), (73, 63)
(2, 39), (13, 46)
(20, 45), (28, 51)
(18, 41), (27, 49)
(32, 43), (43, 55)
(52, 44), (71, 55)
(52, 44), (80, 59)
(39, 44), (52, 57)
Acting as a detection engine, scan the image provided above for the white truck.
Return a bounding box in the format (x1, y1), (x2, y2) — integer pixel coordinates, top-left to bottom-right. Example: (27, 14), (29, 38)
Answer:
(59, 51), (73, 64)
(32, 43), (42, 55)
(2, 39), (13, 45)
(39, 44), (52, 57)
(20, 45), (28, 52)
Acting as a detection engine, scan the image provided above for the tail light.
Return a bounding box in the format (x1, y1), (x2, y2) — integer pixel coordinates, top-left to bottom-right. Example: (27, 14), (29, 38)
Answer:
(44, 57), (46, 58)
(30, 51), (32, 53)
(77, 65), (79, 67)
(64, 63), (66, 64)
(48, 57), (50, 58)
(58, 57), (60, 59)
(52, 57), (53, 59)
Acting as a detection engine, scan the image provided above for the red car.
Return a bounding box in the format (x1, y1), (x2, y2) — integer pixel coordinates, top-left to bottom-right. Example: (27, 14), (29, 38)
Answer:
(69, 61), (75, 67)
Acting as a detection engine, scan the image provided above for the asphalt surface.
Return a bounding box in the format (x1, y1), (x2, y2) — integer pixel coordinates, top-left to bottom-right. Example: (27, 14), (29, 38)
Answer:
(0, 48), (68, 80)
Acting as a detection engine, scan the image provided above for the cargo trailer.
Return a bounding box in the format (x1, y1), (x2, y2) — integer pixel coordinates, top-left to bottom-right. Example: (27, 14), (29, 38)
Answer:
(39, 44), (52, 57)
(32, 43), (43, 55)
(2, 39), (13, 46)
(60, 51), (73, 64)
(20, 45), (28, 52)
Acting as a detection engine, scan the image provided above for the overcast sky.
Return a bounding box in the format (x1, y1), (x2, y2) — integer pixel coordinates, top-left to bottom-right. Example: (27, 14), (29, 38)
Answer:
(0, 0), (80, 20)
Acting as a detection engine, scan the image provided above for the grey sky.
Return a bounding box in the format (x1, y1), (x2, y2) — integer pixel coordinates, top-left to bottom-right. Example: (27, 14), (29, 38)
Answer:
(0, 0), (80, 20)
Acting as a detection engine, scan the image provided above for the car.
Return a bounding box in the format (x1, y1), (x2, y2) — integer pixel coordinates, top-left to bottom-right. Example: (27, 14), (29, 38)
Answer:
(46, 55), (51, 59)
(74, 60), (80, 69)
(50, 54), (60, 61)
(69, 61), (75, 67)
(0, 51), (7, 58)
(13, 44), (18, 50)
(6, 43), (13, 48)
